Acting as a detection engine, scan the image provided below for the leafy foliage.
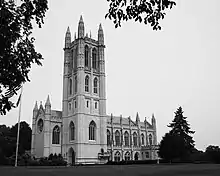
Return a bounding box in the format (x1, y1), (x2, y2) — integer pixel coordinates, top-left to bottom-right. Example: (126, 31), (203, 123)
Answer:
(205, 145), (220, 164)
(0, 121), (32, 164)
(105, 0), (176, 30)
(159, 107), (195, 161)
(0, 0), (48, 115)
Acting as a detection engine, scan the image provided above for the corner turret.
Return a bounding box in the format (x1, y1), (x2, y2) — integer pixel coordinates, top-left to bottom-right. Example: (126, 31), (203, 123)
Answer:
(78, 15), (85, 38)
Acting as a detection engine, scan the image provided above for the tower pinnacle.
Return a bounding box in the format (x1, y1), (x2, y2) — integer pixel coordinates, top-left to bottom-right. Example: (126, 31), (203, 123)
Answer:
(45, 95), (51, 106)
(78, 15), (85, 38)
(34, 101), (38, 111)
(65, 26), (71, 48)
(98, 23), (104, 45)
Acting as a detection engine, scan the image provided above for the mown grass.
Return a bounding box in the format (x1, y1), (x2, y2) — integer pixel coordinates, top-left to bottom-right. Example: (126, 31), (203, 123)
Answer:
(0, 164), (219, 176)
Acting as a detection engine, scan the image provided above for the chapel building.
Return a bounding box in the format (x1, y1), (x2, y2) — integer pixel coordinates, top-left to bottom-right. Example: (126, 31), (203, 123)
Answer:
(31, 16), (158, 165)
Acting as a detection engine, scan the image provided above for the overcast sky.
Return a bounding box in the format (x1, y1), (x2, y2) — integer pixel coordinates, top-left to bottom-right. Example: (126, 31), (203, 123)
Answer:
(1, 0), (220, 151)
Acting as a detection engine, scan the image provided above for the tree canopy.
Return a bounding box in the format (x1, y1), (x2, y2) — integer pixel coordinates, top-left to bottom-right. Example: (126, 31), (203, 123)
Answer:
(0, 0), (48, 115)
(105, 0), (176, 29)
(0, 121), (32, 162)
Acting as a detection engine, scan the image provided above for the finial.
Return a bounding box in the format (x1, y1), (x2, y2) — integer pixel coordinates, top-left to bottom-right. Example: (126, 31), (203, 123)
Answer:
(86, 33), (88, 37)
(99, 23), (103, 30)
(34, 101), (38, 110)
(74, 32), (76, 40)
(66, 26), (70, 33)
(136, 112), (140, 121)
(79, 15), (83, 23)
(90, 31), (92, 38)
(45, 95), (51, 106)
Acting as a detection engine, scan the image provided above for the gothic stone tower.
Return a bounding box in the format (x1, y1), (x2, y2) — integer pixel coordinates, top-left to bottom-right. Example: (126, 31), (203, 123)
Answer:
(62, 16), (107, 164)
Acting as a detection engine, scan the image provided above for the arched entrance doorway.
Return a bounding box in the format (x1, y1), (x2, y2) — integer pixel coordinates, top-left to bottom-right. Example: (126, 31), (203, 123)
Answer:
(68, 147), (75, 165)
(134, 152), (139, 161)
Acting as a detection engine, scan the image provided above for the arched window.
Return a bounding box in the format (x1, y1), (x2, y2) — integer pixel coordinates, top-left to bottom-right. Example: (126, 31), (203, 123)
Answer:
(74, 76), (77, 93)
(69, 78), (72, 95)
(124, 131), (129, 147)
(37, 119), (43, 133)
(74, 47), (78, 70)
(84, 45), (89, 67)
(69, 122), (75, 141)
(133, 132), (137, 147)
(93, 77), (98, 94)
(141, 133), (145, 145)
(85, 75), (89, 92)
(107, 129), (111, 146)
(89, 121), (96, 140)
(92, 48), (97, 70)
(125, 151), (130, 161)
(52, 126), (60, 144)
(149, 134), (153, 145)
(115, 130), (120, 146)
(114, 151), (120, 162)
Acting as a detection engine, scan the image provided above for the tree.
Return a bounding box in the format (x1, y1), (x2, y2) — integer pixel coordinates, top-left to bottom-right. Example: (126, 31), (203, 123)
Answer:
(168, 107), (195, 152)
(10, 121), (32, 154)
(0, 121), (32, 164)
(205, 145), (220, 163)
(159, 107), (195, 161)
(105, 0), (176, 30)
(159, 133), (185, 162)
(0, 0), (48, 115)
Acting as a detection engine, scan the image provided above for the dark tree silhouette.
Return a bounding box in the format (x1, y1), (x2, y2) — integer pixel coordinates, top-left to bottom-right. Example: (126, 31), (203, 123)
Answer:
(105, 0), (176, 29)
(205, 145), (220, 163)
(0, 121), (32, 163)
(168, 107), (195, 152)
(0, 0), (48, 115)
(159, 107), (195, 161)
(159, 133), (185, 162)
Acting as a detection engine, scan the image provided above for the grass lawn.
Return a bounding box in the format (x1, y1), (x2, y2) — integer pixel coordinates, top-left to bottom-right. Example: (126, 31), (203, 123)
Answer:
(0, 164), (219, 176)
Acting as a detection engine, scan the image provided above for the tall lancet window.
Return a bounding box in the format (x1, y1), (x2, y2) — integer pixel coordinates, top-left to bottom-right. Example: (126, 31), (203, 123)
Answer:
(89, 121), (96, 140)
(85, 75), (89, 92)
(92, 48), (97, 70)
(69, 121), (75, 141)
(124, 131), (129, 147)
(75, 76), (77, 93)
(69, 78), (72, 95)
(133, 132), (137, 147)
(107, 129), (111, 146)
(141, 133), (145, 145)
(52, 126), (60, 144)
(115, 130), (120, 146)
(149, 134), (153, 145)
(85, 45), (89, 67)
(93, 77), (98, 94)
(74, 47), (78, 70)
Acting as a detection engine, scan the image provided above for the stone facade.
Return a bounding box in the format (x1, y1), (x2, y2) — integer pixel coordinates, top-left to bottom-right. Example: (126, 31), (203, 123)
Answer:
(31, 16), (158, 164)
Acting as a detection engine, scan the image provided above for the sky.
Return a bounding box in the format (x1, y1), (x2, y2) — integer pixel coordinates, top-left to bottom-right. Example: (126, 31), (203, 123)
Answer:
(1, 0), (220, 151)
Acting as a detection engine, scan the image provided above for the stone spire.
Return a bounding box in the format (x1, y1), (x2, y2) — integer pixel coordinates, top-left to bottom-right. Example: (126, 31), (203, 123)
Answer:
(98, 23), (104, 45)
(151, 113), (156, 129)
(33, 101), (38, 111)
(45, 95), (51, 114)
(45, 95), (51, 106)
(65, 26), (71, 48)
(136, 112), (140, 122)
(78, 15), (85, 38)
